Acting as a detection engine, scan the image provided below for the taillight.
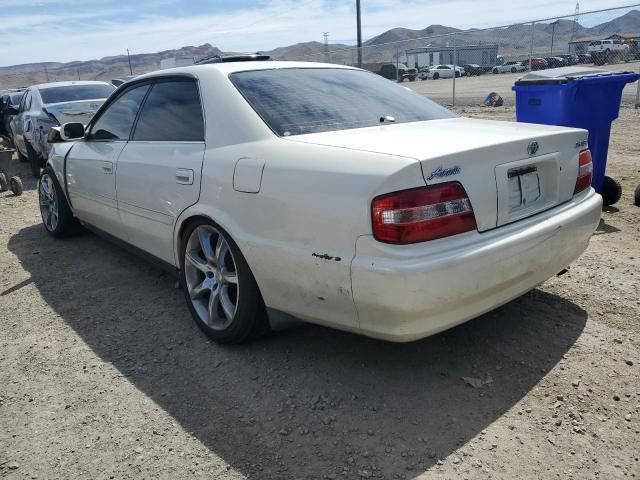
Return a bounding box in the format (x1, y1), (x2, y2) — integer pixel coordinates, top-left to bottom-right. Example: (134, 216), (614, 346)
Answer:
(574, 149), (593, 195)
(372, 182), (477, 244)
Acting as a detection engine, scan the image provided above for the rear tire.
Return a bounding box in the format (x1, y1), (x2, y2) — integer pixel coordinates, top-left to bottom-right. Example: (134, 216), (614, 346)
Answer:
(180, 219), (269, 344)
(0, 172), (7, 192)
(602, 175), (622, 207)
(634, 184), (640, 207)
(433, 72), (439, 80)
(39, 166), (79, 237)
(511, 67), (517, 73)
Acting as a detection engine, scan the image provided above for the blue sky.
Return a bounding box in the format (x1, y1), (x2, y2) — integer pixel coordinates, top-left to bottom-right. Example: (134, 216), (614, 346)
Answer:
(0, 0), (635, 67)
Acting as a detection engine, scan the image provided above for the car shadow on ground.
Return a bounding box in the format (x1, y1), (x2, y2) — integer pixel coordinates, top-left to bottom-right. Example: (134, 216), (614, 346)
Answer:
(8, 224), (588, 479)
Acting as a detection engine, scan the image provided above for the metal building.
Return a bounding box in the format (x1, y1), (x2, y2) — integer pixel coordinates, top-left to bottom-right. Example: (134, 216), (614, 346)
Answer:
(405, 44), (499, 70)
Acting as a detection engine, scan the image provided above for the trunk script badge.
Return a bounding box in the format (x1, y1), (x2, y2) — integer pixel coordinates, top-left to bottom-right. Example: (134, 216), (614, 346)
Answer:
(427, 165), (461, 181)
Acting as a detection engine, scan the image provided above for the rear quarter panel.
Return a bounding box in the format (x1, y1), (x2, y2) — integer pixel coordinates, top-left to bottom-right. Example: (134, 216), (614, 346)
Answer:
(177, 138), (423, 332)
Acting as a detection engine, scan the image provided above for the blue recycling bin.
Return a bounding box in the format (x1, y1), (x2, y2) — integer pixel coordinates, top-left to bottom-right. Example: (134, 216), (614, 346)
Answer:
(512, 67), (639, 205)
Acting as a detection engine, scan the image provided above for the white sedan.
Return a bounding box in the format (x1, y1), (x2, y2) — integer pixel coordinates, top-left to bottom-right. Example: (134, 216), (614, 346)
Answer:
(419, 65), (464, 80)
(492, 61), (528, 74)
(42, 61), (601, 344)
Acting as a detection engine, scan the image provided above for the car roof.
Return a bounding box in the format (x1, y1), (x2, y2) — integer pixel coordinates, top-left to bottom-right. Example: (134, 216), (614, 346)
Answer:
(134, 61), (359, 82)
(30, 80), (113, 90)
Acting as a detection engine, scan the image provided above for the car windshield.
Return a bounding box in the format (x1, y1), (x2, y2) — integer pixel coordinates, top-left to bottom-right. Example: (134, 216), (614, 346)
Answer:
(230, 68), (454, 136)
(39, 84), (115, 104)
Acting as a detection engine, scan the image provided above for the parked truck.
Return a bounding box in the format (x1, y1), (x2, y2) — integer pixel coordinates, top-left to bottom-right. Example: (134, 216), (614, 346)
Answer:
(378, 63), (418, 82)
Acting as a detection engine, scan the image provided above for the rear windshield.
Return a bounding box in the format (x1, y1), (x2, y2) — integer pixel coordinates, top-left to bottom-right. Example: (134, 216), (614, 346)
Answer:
(230, 68), (454, 136)
(40, 84), (115, 104)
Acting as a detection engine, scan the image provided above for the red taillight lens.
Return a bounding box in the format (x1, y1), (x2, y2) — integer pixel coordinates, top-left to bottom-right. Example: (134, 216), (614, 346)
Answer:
(372, 182), (477, 244)
(574, 149), (593, 195)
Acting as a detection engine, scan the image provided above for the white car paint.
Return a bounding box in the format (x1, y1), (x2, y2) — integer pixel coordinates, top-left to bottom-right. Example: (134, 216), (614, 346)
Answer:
(419, 65), (464, 80)
(492, 62), (527, 74)
(47, 61), (601, 342)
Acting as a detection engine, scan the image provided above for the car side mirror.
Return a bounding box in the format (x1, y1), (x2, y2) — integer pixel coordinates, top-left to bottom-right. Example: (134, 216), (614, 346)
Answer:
(60, 122), (85, 141)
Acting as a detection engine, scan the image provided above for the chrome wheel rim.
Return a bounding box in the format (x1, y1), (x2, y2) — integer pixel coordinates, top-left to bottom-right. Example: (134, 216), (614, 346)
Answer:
(39, 174), (59, 232)
(184, 225), (238, 330)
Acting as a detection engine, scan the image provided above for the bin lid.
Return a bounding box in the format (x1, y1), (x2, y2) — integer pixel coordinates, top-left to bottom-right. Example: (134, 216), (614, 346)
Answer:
(514, 66), (614, 85)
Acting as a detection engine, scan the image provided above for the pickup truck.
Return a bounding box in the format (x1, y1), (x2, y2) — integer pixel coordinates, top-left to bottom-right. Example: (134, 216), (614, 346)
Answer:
(587, 39), (629, 55)
(378, 63), (418, 82)
(588, 39), (629, 65)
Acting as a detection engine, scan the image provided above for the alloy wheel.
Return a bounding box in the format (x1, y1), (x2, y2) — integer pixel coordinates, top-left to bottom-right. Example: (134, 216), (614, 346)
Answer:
(39, 174), (59, 232)
(184, 225), (239, 330)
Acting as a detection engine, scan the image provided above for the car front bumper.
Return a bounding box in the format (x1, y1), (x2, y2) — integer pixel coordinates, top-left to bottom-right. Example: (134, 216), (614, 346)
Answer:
(351, 189), (602, 342)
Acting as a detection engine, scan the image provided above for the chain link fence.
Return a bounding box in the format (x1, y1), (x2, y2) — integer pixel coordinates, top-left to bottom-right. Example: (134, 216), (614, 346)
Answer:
(275, 4), (640, 109)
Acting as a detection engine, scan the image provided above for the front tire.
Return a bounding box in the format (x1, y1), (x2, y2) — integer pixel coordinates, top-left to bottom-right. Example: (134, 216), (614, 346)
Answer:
(180, 219), (268, 344)
(634, 184), (640, 207)
(26, 141), (43, 178)
(433, 72), (439, 80)
(39, 166), (79, 237)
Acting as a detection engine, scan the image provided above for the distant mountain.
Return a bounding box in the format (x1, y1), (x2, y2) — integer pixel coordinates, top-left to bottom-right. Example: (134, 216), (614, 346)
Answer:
(0, 44), (222, 88)
(589, 10), (640, 34)
(364, 25), (460, 46)
(1, 10), (638, 88)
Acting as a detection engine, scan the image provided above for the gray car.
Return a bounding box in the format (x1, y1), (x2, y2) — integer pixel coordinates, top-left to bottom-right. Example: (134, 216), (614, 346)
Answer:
(8, 81), (115, 176)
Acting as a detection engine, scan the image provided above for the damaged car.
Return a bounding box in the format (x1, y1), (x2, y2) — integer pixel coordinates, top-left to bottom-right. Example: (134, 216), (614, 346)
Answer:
(8, 81), (114, 176)
(43, 62), (601, 344)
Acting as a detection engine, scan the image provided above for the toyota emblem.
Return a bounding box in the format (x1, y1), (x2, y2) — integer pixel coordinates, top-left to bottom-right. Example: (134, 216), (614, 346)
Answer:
(527, 141), (539, 155)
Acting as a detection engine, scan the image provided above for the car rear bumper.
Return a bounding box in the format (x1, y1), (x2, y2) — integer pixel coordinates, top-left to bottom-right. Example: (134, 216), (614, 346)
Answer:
(351, 189), (602, 342)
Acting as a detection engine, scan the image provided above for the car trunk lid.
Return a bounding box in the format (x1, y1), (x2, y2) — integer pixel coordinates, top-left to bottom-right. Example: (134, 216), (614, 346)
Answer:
(286, 117), (588, 232)
(43, 99), (105, 126)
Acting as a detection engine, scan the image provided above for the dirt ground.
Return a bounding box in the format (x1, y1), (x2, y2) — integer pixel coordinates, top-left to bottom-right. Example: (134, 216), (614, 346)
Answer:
(1, 103), (639, 480)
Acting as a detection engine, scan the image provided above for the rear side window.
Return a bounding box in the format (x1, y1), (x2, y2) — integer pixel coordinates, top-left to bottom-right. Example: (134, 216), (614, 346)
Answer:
(90, 84), (150, 140)
(132, 80), (204, 142)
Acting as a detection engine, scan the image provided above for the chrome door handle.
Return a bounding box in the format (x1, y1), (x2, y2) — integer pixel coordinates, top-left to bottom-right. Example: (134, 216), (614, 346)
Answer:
(101, 161), (113, 174)
(176, 168), (194, 185)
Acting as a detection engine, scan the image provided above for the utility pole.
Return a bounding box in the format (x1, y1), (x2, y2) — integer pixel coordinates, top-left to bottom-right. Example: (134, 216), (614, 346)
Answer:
(550, 21), (559, 56)
(77, 69), (80, 80)
(44, 65), (50, 82)
(127, 48), (133, 75)
(323, 32), (329, 63)
(356, 0), (362, 67)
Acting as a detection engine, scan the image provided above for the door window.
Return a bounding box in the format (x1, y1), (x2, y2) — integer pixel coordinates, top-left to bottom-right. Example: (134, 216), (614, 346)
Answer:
(132, 80), (204, 142)
(89, 84), (150, 140)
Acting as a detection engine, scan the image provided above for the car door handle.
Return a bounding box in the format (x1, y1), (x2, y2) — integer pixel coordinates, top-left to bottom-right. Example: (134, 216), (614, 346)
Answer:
(176, 169), (194, 185)
(101, 161), (113, 174)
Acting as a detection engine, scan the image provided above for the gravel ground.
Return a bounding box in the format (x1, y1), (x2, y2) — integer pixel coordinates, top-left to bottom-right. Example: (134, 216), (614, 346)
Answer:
(1, 104), (639, 480)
